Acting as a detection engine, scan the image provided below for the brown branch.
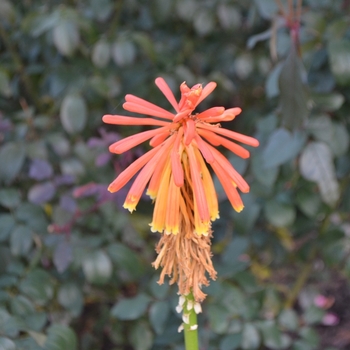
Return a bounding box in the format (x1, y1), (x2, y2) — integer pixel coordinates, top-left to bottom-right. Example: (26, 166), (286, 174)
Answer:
(274, 0), (287, 16)
(296, 0), (303, 22)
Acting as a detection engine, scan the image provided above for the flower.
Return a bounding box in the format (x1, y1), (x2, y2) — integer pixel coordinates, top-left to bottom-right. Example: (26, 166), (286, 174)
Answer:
(103, 77), (259, 236)
(103, 77), (259, 301)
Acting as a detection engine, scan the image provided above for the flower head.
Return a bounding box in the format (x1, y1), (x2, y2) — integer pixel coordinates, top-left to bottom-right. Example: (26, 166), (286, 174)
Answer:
(103, 77), (259, 301)
(103, 77), (259, 236)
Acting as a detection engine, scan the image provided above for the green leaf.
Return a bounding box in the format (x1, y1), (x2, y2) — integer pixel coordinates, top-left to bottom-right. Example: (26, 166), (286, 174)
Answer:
(129, 321), (153, 350)
(303, 305), (325, 325)
(264, 200), (296, 227)
(299, 142), (339, 206)
(207, 304), (231, 334)
(260, 320), (291, 349)
(299, 327), (319, 348)
(278, 309), (299, 331)
(91, 40), (110, 68)
(0, 69), (12, 97)
(0, 142), (26, 184)
(307, 114), (333, 144)
(232, 193), (261, 232)
(10, 225), (33, 257)
(27, 331), (46, 347)
(57, 283), (83, 317)
(53, 21), (80, 56)
(312, 92), (344, 111)
(0, 214), (15, 242)
(253, 0), (278, 19)
(149, 301), (169, 335)
(296, 188), (321, 218)
(132, 32), (156, 62)
(44, 325), (77, 350)
(0, 188), (21, 208)
(107, 243), (144, 281)
(149, 275), (169, 300)
(252, 152), (279, 187)
(112, 40), (136, 66)
(328, 39), (350, 86)
(111, 293), (150, 320)
(15, 203), (48, 232)
(279, 44), (309, 129)
(82, 250), (112, 285)
(222, 286), (247, 317)
(0, 337), (16, 350)
(220, 333), (242, 350)
(263, 128), (306, 168)
(19, 269), (54, 305)
(60, 94), (87, 134)
(265, 62), (283, 98)
(241, 323), (260, 349)
(10, 295), (35, 316)
(24, 312), (47, 332)
(0, 309), (23, 337)
(193, 9), (215, 36)
(292, 340), (314, 350)
(222, 237), (248, 263)
(330, 122), (349, 157)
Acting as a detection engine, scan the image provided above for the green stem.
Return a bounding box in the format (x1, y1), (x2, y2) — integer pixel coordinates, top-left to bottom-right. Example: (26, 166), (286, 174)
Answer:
(183, 293), (199, 350)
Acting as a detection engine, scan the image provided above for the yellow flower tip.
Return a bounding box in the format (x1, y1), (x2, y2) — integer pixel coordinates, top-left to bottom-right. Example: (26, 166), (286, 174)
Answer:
(146, 189), (156, 200)
(165, 225), (179, 235)
(149, 223), (164, 233)
(123, 195), (139, 212)
(194, 221), (211, 235)
(235, 204), (244, 213)
(210, 212), (220, 221)
(123, 203), (136, 213)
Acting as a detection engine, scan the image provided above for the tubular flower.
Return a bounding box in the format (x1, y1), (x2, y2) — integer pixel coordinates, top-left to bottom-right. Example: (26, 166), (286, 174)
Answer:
(103, 77), (259, 301)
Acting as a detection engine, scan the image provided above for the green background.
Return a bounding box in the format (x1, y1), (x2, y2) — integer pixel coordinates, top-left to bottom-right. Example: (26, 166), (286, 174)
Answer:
(0, 0), (349, 349)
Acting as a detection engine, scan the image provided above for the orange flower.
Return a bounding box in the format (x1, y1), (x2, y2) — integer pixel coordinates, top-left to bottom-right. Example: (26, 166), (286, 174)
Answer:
(103, 77), (259, 236)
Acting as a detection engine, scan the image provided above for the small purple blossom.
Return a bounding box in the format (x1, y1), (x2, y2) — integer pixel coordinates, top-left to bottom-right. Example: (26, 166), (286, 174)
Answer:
(322, 313), (339, 326)
(29, 159), (53, 180)
(28, 181), (56, 204)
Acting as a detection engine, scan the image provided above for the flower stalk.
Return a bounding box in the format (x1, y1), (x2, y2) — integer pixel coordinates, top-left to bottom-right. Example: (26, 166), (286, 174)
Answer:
(183, 293), (199, 350)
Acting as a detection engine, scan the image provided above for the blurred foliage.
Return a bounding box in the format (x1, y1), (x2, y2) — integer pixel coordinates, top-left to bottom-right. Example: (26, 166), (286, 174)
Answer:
(0, 0), (350, 349)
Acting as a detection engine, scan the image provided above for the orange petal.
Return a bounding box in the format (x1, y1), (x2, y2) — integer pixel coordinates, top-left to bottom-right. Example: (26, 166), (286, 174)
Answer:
(196, 107), (225, 120)
(197, 123), (259, 147)
(195, 82), (217, 107)
(211, 160), (244, 212)
(186, 144), (210, 223)
(149, 131), (170, 147)
(173, 109), (191, 122)
(165, 173), (181, 235)
(171, 128), (184, 187)
(193, 146), (219, 221)
(147, 135), (175, 198)
(125, 94), (175, 120)
(155, 77), (180, 113)
(108, 146), (159, 193)
(194, 134), (215, 164)
(200, 107), (242, 122)
(184, 119), (195, 146)
(123, 102), (174, 120)
(109, 127), (167, 154)
(102, 114), (169, 126)
(150, 159), (172, 233)
(123, 147), (165, 212)
(197, 128), (250, 159)
(208, 144), (250, 193)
